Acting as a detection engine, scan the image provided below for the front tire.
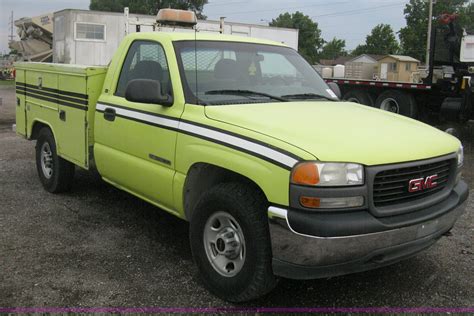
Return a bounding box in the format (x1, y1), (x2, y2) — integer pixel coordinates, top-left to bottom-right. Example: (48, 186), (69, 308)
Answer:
(189, 182), (276, 302)
(35, 127), (75, 193)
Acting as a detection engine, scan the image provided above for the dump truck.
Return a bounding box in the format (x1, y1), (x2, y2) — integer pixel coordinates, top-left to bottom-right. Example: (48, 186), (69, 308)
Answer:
(15, 9), (468, 302)
(325, 14), (474, 127)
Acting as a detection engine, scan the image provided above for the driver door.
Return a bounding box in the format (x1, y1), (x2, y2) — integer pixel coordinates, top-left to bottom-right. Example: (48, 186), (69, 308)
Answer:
(94, 40), (181, 210)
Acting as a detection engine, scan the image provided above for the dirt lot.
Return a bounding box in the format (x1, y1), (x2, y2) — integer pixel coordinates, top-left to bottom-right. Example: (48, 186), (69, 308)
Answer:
(0, 84), (472, 308)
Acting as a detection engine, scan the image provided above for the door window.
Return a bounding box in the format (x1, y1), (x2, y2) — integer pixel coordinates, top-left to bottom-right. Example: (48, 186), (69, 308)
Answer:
(116, 40), (171, 98)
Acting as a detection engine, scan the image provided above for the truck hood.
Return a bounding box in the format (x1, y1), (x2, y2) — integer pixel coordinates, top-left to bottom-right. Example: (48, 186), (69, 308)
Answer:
(205, 101), (460, 166)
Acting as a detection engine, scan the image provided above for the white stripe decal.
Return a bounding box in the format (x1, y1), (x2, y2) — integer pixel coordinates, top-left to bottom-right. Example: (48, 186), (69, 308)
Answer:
(179, 122), (298, 168)
(97, 103), (179, 129)
(96, 103), (299, 168)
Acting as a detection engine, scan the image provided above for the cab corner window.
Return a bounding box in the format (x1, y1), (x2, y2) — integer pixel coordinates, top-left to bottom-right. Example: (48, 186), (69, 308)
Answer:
(116, 41), (171, 99)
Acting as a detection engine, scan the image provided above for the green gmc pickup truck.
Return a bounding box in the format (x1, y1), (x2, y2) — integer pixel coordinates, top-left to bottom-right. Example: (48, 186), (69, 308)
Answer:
(15, 24), (468, 301)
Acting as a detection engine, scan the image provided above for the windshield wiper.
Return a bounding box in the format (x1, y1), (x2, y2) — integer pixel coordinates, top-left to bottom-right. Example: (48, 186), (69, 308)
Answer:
(281, 93), (336, 101)
(205, 89), (287, 102)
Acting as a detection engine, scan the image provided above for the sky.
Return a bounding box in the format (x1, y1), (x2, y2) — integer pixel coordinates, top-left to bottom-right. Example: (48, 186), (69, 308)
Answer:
(0, 0), (411, 54)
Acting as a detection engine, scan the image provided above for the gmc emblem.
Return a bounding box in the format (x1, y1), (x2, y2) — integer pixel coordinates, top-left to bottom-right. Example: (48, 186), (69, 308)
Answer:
(408, 175), (438, 192)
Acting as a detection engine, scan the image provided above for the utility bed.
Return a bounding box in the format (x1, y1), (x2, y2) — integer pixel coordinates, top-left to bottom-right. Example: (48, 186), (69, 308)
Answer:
(15, 62), (107, 168)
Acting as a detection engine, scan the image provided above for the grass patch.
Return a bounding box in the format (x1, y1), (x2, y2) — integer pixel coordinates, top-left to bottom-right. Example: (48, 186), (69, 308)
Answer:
(0, 80), (15, 85)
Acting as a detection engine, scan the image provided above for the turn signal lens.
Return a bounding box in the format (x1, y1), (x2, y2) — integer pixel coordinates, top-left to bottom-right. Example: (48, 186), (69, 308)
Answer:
(300, 196), (364, 209)
(300, 196), (321, 208)
(291, 163), (320, 186)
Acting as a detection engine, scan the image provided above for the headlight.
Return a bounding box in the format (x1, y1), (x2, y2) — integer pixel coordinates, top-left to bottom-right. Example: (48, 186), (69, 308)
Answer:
(291, 162), (364, 186)
(457, 145), (464, 168)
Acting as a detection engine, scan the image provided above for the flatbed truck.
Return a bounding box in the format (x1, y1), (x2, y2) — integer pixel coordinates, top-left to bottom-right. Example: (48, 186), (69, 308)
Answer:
(325, 14), (474, 126)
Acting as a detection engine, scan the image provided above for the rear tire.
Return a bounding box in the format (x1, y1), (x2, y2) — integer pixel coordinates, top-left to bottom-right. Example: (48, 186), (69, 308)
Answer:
(35, 127), (75, 193)
(343, 90), (375, 107)
(189, 182), (276, 302)
(376, 90), (417, 118)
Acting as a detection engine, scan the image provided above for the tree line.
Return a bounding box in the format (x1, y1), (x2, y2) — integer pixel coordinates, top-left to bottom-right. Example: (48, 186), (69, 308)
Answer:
(89, 0), (474, 64)
(271, 0), (473, 63)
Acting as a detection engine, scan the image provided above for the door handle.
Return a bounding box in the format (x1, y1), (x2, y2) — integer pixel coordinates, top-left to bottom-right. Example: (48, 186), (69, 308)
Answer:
(104, 108), (116, 122)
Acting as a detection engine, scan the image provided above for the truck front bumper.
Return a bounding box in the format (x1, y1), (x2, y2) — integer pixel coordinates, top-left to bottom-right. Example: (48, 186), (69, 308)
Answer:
(268, 181), (468, 280)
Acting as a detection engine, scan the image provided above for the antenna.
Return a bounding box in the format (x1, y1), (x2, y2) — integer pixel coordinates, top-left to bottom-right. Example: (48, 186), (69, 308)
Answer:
(194, 13), (199, 105)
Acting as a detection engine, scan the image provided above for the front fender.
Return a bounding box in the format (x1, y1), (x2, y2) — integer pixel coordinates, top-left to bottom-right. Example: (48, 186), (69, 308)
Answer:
(174, 136), (292, 212)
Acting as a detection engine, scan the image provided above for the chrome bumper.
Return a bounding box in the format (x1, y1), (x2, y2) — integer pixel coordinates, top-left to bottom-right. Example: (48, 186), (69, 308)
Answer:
(268, 183), (467, 279)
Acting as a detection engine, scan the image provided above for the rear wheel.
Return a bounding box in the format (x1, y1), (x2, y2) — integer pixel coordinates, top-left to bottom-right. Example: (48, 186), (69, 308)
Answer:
(35, 127), (75, 193)
(376, 90), (417, 118)
(343, 90), (375, 107)
(189, 182), (276, 302)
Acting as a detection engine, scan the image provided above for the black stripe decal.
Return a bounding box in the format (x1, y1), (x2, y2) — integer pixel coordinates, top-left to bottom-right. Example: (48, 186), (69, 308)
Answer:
(24, 91), (88, 111)
(98, 101), (303, 162)
(180, 118), (302, 162)
(22, 82), (88, 100)
(21, 86), (88, 106)
(99, 108), (291, 170)
(96, 109), (179, 132)
(177, 128), (293, 170)
(99, 101), (174, 120)
(97, 102), (303, 169)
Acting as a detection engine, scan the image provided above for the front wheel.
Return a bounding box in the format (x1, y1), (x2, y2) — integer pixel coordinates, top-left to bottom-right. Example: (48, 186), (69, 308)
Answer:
(189, 182), (276, 302)
(35, 127), (75, 193)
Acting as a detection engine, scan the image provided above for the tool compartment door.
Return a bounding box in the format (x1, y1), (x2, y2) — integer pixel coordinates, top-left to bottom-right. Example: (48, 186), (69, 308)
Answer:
(24, 70), (59, 138)
(56, 74), (89, 168)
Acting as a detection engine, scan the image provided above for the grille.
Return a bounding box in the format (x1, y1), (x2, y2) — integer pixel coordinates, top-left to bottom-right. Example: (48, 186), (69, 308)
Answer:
(373, 159), (453, 207)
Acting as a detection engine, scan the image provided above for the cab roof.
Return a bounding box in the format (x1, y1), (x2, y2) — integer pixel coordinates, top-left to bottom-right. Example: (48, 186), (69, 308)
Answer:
(125, 31), (288, 47)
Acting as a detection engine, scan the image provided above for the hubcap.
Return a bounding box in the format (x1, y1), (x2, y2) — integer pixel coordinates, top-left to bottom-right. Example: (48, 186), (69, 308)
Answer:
(203, 212), (246, 277)
(380, 98), (400, 113)
(40, 142), (53, 179)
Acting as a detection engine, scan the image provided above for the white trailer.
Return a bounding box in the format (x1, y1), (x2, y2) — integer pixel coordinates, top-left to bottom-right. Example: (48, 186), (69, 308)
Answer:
(52, 9), (298, 66)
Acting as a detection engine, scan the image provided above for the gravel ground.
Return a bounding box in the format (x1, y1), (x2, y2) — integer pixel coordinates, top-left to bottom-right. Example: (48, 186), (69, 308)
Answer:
(0, 84), (472, 308)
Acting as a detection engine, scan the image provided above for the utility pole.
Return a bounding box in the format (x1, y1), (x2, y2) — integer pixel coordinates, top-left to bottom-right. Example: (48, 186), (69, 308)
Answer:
(8, 11), (15, 43)
(425, 0), (435, 66)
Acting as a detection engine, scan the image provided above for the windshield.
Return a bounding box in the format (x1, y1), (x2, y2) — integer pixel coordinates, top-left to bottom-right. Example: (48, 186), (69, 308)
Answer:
(173, 40), (337, 105)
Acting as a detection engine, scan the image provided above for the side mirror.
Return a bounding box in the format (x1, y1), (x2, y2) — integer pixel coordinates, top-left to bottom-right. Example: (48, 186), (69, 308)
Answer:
(327, 82), (341, 99)
(125, 79), (173, 106)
